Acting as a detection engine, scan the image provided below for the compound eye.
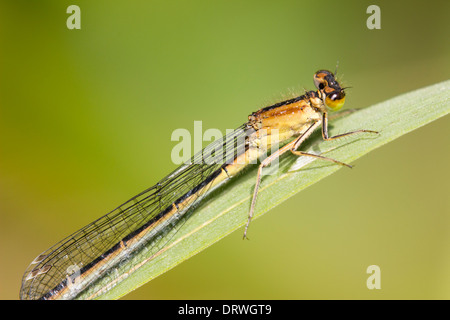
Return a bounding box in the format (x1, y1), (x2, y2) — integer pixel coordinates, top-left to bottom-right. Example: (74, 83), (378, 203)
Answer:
(325, 91), (345, 111)
(329, 93), (338, 101)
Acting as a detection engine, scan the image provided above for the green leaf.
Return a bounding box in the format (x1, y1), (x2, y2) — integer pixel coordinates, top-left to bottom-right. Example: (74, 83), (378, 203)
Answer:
(78, 79), (450, 299)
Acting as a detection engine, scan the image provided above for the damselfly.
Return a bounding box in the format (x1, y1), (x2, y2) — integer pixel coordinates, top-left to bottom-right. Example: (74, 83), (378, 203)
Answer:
(20, 69), (377, 300)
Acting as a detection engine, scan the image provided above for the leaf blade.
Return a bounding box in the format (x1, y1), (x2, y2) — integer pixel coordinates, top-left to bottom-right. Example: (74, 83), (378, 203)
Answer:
(81, 79), (450, 300)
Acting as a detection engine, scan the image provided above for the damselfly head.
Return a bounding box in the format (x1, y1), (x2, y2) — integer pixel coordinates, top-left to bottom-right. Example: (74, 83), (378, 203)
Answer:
(314, 70), (346, 111)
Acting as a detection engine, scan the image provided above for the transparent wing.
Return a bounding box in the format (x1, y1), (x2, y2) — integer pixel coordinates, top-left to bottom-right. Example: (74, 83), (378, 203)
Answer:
(20, 124), (249, 300)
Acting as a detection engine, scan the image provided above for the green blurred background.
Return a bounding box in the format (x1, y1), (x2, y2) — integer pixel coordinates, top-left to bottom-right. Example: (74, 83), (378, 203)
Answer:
(1, 0), (449, 300)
